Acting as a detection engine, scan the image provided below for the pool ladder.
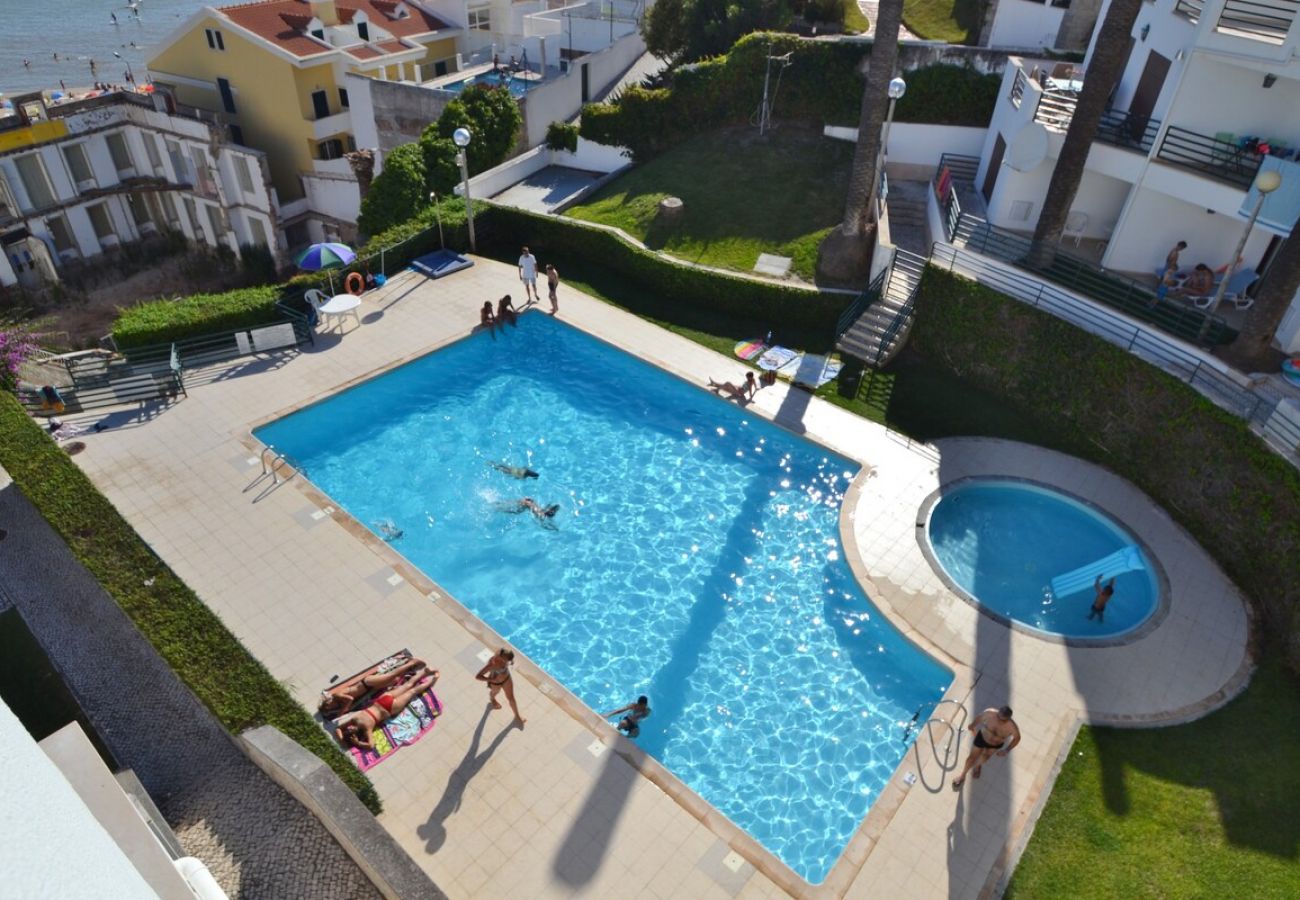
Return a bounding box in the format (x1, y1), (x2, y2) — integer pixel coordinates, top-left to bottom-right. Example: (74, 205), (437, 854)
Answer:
(916, 700), (969, 770)
(246, 446), (306, 493)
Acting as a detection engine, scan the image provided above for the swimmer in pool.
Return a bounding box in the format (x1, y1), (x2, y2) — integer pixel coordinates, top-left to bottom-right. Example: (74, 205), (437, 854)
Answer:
(489, 460), (539, 479)
(374, 519), (404, 542)
(496, 498), (560, 528)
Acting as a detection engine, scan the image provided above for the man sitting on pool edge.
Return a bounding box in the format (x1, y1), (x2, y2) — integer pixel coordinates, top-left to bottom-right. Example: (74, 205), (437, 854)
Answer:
(604, 695), (651, 737)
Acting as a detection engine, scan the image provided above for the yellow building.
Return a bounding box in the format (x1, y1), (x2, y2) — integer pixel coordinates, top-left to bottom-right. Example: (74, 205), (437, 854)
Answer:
(148, 0), (460, 236)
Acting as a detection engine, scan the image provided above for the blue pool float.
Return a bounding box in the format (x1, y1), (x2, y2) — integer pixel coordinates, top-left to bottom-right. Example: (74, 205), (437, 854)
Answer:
(1049, 545), (1144, 598)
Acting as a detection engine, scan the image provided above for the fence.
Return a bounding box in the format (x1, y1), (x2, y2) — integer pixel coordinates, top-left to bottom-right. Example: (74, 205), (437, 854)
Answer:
(834, 268), (887, 341)
(930, 242), (1300, 455)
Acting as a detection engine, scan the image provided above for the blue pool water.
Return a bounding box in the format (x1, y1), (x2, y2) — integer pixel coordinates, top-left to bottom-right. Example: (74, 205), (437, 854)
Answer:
(926, 481), (1158, 638)
(256, 314), (951, 883)
(439, 70), (535, 98)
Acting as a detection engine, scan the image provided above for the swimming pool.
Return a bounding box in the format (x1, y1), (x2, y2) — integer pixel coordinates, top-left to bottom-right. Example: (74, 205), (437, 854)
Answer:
(255, 313), (951, 883)
(924, 480), (1159, 639)
(437, 70), (534, 98)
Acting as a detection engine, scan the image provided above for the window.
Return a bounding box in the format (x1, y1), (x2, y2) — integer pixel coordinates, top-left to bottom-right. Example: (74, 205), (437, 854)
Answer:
(467, 5), (491, 30)
(357, 21), (369, 41)
(217, 77), (237, 115)
(229, 124), (245, 146)
(205, 28), (225, 51)
(159, 194), (181, 229)
(311, 90), (330, 120)
(46, 215), (76, 254)
(183, 198), (200, 237)
(338, 87), (349, 108)
(87, 203), (115, 240)
(234, 156), (255, 195)
(14, 153), (56, 210)
(143, 133), (163, 172)
(248, 216), (269, 248)
(190, 146), (216, 196)
(311, 28), (325, 40)
(317, 138), (344, 160)
(105, 132), (134, 175)
(63, 143), (95, 188)
(205, 204), (227, 242)
(127, 193), (152, 227)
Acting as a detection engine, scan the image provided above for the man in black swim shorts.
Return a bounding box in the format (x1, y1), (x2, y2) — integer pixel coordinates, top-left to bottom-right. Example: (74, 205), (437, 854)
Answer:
(952, 705), (1021, 791)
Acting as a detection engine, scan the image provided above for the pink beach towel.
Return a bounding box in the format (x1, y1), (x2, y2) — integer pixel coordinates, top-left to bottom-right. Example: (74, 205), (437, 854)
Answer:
(346, 690), (443, 771)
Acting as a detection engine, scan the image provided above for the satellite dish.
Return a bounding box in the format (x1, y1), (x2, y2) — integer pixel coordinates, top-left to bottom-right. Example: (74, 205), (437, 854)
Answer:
(1005, 122), (1049, 172)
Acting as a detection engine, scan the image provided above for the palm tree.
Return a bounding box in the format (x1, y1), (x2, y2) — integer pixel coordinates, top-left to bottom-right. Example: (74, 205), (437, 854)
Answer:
(1027, 0), (1143, 269)
(816, 0), (904, 285)
(1223, 232), (1300, 371)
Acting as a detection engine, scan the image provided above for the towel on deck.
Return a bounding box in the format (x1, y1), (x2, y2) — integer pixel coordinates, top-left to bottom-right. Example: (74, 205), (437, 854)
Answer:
(789, 354), (843, 388)
(758, 346), (799, 371)
(345, 690), (443, 771)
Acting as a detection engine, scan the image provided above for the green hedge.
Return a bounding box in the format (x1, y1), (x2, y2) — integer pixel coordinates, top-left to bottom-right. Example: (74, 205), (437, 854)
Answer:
(481, 204), (845, 331)
(111, 200), (478, 349)
(580, 33), (996, 159)
(911, 266), (1300, 670)
(0, 395), (380, 811)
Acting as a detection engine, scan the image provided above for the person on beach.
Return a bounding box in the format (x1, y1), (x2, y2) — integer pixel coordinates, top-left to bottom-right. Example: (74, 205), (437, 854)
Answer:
(545, 264), (560, 314)
(319, 656), (426, 716)
(518, 247), (539, 304)
(334, 668), (440, 749)
(476, 648), (525, 727)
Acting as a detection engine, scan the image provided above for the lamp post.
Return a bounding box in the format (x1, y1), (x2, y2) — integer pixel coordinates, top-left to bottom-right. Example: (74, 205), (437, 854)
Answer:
(113, 51), (134, 84)
(453, 127), (476, 252)
(428, 191), (444, 248)
(1197, 168), (1281, 339)
(870, 76), (907, 224)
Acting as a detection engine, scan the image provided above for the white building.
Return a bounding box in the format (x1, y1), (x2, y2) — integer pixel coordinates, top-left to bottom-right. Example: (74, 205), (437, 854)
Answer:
(972, 0), (1300, 352)
(0, 90), (281, 291)
(981, 0), (1105, 52)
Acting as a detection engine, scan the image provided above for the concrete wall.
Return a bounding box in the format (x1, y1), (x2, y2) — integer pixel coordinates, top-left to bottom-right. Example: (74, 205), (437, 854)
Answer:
(519, 25), (646, 147)
(357, 75), (452, 153)
(302, 172), (362, 226)
(240, 725), (445, 900)
(895, 43), (1021, 78)
(467, 135), (629, 199)
(0, 700), (161, 900)
(825, 123), (988, 173)
(988, 0), (1067, 50)
(1165, 54), (1300, 148)
(1103, 186), (1275, 274)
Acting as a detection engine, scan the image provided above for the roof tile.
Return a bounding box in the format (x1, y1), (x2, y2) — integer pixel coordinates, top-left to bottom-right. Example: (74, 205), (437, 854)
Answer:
(218, 0), (452, 59)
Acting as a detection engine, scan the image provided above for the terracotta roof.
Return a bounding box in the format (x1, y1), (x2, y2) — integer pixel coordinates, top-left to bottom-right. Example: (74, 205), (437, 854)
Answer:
(346, 45), (382, 59)
(218, 0), (452, 59)
(377, 39), (411, 53)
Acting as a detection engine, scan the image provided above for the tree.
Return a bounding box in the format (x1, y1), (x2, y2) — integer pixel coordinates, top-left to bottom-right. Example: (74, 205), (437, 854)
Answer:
(1222, 231), (1300, 371)
(1028, 0), (1143, 267)
(419, 135), (461, 198)
(357, 143), (426, 237)
(816, 0), (902, 285)
(435, 85), (522, 175)
(643, 0), (794, 63)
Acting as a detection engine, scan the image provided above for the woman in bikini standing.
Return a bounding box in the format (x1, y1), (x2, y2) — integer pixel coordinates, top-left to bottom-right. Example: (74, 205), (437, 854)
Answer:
(334, 667), (439, 750)
(318, 656), (426, 717)
(476, 648), (525, 727)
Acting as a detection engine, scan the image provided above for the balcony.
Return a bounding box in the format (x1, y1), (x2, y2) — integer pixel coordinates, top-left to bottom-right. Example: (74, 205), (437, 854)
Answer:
(311, 110), (353, 141)
(1095, 110), (1161, 155)
(1155, 125), (1265, 188)
(1176, 0), (1298, 44)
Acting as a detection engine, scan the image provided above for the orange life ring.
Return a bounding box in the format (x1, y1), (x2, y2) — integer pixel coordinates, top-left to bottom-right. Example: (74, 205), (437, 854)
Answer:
(344, 271), (365, 296)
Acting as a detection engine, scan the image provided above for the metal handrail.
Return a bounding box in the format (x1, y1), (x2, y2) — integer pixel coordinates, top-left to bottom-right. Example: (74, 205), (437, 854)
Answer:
(1156, 125), (1263, 189)
(1095, 109), (1161, 155)
(834, 268), (887, 339)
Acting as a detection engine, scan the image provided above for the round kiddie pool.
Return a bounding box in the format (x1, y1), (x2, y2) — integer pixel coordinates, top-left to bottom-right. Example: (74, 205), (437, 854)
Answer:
(921, 479), (1162, 640)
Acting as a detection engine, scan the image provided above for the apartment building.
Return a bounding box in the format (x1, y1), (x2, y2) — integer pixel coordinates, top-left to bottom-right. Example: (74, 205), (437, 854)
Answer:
(147, 0), (460, 243)
(0, 89), (279, 291)
(973, 0), (1300, 351)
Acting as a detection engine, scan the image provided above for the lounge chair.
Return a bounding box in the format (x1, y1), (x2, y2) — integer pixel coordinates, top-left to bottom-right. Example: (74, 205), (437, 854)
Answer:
(1190, 268), (1258, 310)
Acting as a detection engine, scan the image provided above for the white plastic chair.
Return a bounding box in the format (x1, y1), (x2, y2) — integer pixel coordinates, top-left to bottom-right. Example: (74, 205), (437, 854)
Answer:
(304, 288), (362, 332)
(1062, 211), (1089, 247)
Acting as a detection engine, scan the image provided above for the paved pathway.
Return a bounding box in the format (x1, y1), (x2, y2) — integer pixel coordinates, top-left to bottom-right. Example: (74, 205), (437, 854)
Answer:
(50, 258), (1250, 898)
(0, 469), (381, 900)
(858, 1), (922, 40)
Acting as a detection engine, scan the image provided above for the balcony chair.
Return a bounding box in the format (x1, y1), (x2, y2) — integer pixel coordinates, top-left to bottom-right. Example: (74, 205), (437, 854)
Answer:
(304, 288), (362, 332)
(1189, 268), (1258, 311)
(1062, 211), (1089, 247)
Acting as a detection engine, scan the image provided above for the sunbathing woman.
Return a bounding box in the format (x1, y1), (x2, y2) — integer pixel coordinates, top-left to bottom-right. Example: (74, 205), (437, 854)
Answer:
(319, 656), (425, 717)
(708, 371), (757, 402)
(476, 648), (525, 727)
(334, 667), (439, 750)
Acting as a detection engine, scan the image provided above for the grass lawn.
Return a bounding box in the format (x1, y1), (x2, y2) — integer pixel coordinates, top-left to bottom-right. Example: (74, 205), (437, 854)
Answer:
(843, 2), (870, 34)
(564, 126), (853, 283)
(1007, 656), (1300, 898)
(902, 0), (984, 43)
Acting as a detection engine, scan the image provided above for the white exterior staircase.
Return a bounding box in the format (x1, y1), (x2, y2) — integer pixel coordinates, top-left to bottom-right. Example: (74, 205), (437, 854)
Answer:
(835, 248), (927, 367)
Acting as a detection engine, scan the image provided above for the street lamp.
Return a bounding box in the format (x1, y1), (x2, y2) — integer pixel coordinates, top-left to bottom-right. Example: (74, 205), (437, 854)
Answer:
(1197, 167), (1282, 339)
(453, 127), (476, 252)
(870, 76), (907, 224)
(113, 51), (134, 84)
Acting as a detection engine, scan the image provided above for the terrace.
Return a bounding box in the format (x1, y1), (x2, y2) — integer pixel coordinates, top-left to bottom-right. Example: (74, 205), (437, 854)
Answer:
(34, 253), (1250, 899)
(1005, 59), (1162, 155)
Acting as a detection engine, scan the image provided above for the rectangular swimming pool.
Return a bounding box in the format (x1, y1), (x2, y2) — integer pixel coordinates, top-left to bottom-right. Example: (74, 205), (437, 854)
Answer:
(255, 313), (951, 883)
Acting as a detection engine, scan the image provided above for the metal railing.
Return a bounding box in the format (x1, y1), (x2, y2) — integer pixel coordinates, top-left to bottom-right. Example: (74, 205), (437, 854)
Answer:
(834, 268), (887, 340)
(1009, 68), (1026, 109)
(936, 153), (979, 244)
(1175, 0), (1206, 21)
(930, 243), (1277, 425)
(953, 216), (1237, 345)
(1218, 0), (1299, 43)
(1033, 90), (1078, 131)
(1156, 125), (1264, 188)
(872, 251), (926, 367)
(1095, 109), (1161, 155)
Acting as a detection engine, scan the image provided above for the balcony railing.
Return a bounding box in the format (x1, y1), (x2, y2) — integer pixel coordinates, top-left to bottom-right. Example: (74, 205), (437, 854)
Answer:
(1095, 110), (1161, 155)
(1156, 125), (1263, 188)
(1175, 0), (1205, 22)
(1218, 0), (1298, 44)
(1033, 89), (1078, 131)
(1010, 68), (1027, 109)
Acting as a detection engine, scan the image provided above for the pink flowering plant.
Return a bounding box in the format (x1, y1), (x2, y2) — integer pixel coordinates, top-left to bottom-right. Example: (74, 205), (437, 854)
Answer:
(0, 324), (38, 393)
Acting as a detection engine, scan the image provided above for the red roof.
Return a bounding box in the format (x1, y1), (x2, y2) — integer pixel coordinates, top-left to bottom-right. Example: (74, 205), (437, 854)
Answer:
(218, 0), (452, 59)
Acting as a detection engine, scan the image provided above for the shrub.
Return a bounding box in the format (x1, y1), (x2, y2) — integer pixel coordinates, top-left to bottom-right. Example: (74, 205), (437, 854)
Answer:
(795, 0), (848, 25)
(481, 204), (844, 331)
(359, 143), (428, 238)
(911, 266), (1300, 672)
(644, 0), (795, 62)
(893, 64), (1001, 128)
(0, 395), (380, 812)
(435, 84), (522, 175)
(546, 121), (580, 153)
(112, 285), (291, 349)
(0, 323), (38, 391)
(420, 135), (461, 198)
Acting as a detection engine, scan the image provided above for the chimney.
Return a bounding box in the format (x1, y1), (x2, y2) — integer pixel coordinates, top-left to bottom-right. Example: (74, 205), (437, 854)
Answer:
(308, 0), (339, 27)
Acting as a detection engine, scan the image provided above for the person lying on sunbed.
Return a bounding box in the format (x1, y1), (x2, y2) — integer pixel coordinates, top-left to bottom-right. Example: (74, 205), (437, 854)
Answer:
(319, 656), (425, 717)
(708, 371), (757, 402)
(335, 668), (440, 750)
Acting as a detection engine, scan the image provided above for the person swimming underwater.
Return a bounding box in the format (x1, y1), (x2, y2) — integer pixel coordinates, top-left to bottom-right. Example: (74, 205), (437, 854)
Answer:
(489, 460), (539, 479)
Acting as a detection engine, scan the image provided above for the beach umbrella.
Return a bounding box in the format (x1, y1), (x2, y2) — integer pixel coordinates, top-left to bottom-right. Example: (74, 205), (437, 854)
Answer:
(295, 242), (356, 293)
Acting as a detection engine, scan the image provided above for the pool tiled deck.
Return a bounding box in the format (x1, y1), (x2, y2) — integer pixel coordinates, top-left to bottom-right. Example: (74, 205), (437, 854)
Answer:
(66, 258), (1251, 899)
